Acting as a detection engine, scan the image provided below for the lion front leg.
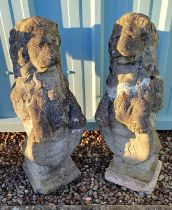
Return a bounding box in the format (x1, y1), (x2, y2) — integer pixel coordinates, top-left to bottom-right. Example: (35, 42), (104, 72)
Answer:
(115, 95), (151, 133)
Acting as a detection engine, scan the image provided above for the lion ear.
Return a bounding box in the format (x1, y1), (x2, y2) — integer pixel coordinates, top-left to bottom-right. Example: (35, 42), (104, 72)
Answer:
(9, 29), (16, 44)
(18, 47), (25, 66)
(17, 46), (29, 66)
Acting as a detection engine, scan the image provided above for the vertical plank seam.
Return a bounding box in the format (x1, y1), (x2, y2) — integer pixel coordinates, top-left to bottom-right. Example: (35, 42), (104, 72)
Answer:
(90, 0), (96, 116)
(20, 0), (26, 19)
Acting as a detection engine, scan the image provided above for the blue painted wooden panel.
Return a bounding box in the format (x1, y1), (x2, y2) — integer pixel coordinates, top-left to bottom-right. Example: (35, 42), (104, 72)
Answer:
(0, 0), (172, 131)
(0, 0), (15, 118)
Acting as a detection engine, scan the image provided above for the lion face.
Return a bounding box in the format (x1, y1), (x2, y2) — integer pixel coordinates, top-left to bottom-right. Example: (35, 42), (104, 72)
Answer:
(27, 32), (59, 72)
(9, 17), (61, 77)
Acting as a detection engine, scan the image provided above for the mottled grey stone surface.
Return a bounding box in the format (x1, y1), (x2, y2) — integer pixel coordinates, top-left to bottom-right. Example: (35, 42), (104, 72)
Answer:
(95, 13), (163, 193)
(1, 205), (172, 210)
(9, 16), (86, 194)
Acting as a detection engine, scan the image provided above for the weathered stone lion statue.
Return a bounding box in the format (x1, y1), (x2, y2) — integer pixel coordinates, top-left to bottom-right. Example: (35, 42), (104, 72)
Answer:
(10, 16), (86, 194)
(95, 13), (163, 194)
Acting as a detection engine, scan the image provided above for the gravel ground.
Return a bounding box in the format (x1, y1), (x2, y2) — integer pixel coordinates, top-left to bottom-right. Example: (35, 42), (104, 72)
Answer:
(0, 131), (171, 206)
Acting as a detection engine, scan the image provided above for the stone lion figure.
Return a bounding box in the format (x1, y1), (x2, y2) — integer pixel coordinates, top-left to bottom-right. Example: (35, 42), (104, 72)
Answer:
(10, 16), (86, 194)
(95, 13), (163, 193)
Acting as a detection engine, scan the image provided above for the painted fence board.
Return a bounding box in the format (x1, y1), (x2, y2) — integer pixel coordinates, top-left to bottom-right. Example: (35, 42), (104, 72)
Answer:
(0, 0), (172, 131)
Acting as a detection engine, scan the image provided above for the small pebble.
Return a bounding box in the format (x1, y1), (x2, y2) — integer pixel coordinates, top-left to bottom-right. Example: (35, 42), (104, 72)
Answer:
(138, 192), (146, 198)
(2, 198), (7, 203)
(84, 197), (92, 202)
(109, 192), (115, 197)
(121, 187), (127, 191)
(92, 185), (98, 191)
(159, 175), (165, 181)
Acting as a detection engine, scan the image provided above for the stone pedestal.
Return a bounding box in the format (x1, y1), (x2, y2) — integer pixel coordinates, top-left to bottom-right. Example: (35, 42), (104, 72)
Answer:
(105, 159), (162, 194)
(23, 157), (80, 194)
(95, 13), (163, 194)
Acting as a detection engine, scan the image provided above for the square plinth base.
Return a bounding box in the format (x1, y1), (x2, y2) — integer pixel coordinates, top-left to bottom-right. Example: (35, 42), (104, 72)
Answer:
(23, 157), (81, 194)
(105, 160), (162, 194)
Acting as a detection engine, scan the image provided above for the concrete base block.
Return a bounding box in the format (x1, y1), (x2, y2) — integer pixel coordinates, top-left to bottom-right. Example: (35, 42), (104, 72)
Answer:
(105, 160), (162, 194)
(23, 157), (80, 194)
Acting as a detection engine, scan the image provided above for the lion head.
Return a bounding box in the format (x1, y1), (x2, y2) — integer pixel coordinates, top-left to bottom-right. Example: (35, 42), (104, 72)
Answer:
(109, 13), (158, 58)
(9, 16), (61, 78)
